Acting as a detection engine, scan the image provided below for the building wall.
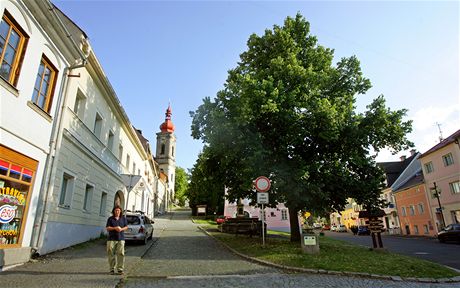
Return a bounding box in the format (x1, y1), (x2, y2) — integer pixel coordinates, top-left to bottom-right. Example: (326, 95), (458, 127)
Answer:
(419, 142), (460, 231)
(224, 199), (291, 232)
(0, 0), (72, 265)
(394, 183), (436, 236)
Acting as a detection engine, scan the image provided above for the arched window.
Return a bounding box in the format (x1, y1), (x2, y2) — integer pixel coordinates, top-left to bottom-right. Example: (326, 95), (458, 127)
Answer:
(160, 144), (165, 155)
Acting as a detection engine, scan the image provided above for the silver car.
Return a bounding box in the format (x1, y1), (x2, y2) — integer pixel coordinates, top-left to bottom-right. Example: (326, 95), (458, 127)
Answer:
(124, 212), (154, 245)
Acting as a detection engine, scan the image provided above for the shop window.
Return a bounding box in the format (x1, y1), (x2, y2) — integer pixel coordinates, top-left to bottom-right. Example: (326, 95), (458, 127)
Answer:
(83, 184), (93, 212)
(414, 225), (419, 235)
(31, 55), (57, 113)
(452, 210), (460, 224)
(0, 146), (37, 247)
(59, 173), (74, 208)
(0, 11), (28, 87)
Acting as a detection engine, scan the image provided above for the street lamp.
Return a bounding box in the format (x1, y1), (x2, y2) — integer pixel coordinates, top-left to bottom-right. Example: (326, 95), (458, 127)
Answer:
(431, 182), (445, 229)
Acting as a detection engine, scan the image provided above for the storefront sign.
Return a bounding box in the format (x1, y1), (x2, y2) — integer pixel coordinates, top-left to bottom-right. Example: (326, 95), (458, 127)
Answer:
(0, 187), (26, 205)
(0, 204), (17, 223)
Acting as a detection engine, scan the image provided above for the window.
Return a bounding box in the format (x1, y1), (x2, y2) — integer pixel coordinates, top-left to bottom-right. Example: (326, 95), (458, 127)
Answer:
(442, 153), (454, 166)
(452, 210), (460, 224)
(270, 211), (276, 217)
(418, 203), (424, 214)
(281, 209), (288, 220)
(83, 184), (93, 212)
(424, 162), (434, 174)
(171, 173), (174, 182)
(414, 225), (419, 235)
(132, 162), (136, 175)
(449, 181), (460, 194)
(172, 146), (175, 157)
(118, 144), (123, 161)
(31, 55), (57, 113)
(401, 207), (406, 216)
(423, 225), (429, 234)
(93, 112), (103, 138)
(73, 89), (86, 119)
(107, 130), (114, 151)
(59, 173), (74, 208)
(99, 192), (107, 216)
(160, 144), (165, 155)
(0, 11), (28, 86)
(409, 205), (415, 216)
(126, 154), (130, 170)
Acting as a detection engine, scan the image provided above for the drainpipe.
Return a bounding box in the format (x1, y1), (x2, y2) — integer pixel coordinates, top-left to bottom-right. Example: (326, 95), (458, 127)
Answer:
(31, 1), (88, 255)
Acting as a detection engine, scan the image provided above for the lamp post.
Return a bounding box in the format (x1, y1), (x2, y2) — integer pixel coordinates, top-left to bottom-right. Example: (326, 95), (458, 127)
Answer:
(432, 182), (446, 229)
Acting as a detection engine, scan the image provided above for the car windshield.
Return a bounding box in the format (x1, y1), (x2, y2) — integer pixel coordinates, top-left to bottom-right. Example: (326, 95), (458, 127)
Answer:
(126, 215), (141, 225)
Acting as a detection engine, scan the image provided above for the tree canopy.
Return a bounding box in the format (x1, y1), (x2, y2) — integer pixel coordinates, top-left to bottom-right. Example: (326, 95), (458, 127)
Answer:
(174, 166), (189, 207)
(190, 14), (412, 241)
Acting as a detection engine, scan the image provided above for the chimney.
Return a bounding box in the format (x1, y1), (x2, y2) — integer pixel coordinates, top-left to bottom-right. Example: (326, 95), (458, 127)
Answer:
(410, 149), (416, 156)
(400, 155), (407, 161)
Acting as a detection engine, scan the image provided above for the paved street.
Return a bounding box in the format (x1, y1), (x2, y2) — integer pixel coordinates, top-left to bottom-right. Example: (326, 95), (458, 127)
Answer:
(1, 209), (460, 287)
(324, 231), (460, 270)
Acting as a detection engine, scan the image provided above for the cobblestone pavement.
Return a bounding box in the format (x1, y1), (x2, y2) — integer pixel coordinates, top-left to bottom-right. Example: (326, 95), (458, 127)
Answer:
(1, 209), (459, 288)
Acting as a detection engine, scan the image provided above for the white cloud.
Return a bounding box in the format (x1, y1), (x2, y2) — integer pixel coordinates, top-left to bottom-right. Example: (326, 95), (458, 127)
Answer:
(376, 104), (459, 163)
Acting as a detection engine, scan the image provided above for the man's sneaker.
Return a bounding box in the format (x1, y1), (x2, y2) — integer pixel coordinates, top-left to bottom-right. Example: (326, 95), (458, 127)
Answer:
(110, 270), (115, 275)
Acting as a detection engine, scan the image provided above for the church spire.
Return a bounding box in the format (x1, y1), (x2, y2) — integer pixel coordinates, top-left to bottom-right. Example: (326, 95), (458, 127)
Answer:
(159, 104), (175, 133)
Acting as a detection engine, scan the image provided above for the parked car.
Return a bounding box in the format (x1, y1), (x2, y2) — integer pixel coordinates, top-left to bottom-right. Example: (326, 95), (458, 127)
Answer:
(124, 212), (154, 245)
(216, 215), (229, 224)
(330, 225), (337, 232)
(322, 224), (331, 230)
(357, 225), (370, 235)
(437, 224), (460, 243)
(336, 224), (347, 232)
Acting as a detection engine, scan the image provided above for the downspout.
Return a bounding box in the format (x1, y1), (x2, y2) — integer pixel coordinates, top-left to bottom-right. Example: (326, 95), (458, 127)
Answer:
(31, 1), (88, 254)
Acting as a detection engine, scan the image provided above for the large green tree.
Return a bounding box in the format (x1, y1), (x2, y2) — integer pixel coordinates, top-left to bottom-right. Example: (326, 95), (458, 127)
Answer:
(174, 166), (189, 207)
(190, 14), (412, 241)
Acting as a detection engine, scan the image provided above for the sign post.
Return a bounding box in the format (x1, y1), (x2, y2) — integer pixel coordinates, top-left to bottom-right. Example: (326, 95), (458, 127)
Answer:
(255, 176), (270, 247)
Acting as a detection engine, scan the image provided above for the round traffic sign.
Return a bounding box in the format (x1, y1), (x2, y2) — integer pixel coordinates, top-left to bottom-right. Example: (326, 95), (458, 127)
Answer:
(254, 176), (270, 192)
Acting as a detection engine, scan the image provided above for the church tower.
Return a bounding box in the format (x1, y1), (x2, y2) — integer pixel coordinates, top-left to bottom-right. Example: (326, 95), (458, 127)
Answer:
(156, 104), (176, 204)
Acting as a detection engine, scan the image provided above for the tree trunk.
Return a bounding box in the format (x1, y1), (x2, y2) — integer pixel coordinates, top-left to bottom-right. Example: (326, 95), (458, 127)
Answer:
(288, 208), (301, 242)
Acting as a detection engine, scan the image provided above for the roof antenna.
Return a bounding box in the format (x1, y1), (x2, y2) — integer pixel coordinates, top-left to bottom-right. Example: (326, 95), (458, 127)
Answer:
(436, 122), (443, 142)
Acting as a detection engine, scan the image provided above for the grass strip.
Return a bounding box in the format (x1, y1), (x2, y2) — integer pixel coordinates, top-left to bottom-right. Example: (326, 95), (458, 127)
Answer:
(201, 225), (458, 279)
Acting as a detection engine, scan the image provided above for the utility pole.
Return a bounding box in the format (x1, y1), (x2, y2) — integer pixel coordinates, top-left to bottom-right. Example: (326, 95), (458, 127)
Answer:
(432, 182), (445, 229)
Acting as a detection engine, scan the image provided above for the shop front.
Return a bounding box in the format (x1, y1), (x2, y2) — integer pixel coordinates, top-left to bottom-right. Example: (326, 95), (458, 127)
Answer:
(0, 145), (37, 250)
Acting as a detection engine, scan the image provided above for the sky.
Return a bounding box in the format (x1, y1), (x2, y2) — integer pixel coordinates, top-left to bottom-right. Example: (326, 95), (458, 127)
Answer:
(54, 0), (459, 171)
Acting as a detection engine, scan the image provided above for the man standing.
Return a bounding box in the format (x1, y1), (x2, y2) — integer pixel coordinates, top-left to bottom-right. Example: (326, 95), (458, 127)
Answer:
(106, 206), (128, 275)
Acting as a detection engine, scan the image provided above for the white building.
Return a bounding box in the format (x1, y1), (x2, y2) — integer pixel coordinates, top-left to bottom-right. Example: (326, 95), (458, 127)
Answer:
(31, 6), (160, 255)
(0, 0), (84, 268)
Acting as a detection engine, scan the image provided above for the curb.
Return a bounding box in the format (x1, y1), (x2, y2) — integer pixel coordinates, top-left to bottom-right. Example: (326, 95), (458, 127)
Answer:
(198, 226), (460, 284)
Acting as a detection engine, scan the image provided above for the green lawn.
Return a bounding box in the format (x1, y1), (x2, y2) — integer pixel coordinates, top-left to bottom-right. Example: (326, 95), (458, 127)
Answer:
(200, 224), (459, 279)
